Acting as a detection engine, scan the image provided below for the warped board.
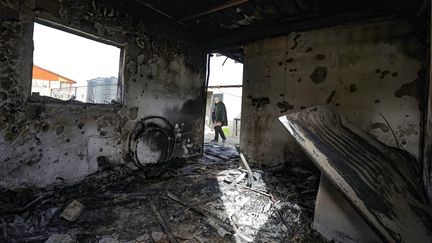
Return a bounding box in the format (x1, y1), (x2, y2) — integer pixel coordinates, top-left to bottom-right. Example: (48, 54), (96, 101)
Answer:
(279, 106), (432, 243)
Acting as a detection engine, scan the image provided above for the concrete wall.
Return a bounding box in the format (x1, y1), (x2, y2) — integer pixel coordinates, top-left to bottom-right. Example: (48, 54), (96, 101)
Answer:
(0, 0), (206, 188)
(423, 4), (432, 202)
(241, 19), (425, 166)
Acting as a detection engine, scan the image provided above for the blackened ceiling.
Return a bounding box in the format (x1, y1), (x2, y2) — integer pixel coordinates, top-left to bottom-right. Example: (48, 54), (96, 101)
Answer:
(107, 0), (425, 62)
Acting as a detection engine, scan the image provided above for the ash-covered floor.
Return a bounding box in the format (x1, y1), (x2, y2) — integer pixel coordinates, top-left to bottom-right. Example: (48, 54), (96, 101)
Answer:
(0, 144), (326, 243)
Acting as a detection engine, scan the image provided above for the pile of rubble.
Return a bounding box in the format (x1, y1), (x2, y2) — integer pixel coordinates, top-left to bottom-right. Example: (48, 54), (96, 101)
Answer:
(0, 144), (326, 242)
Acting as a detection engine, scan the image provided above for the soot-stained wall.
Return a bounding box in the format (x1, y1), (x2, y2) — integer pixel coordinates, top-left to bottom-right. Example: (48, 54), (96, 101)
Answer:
(241, 19), (425, 167)
(0, 0), (207, 188)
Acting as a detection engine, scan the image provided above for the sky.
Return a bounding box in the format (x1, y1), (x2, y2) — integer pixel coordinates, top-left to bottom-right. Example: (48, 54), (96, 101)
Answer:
(208, 54), (243, 86)
(33, 23), (121, 86)
(33, 23), (242, 87)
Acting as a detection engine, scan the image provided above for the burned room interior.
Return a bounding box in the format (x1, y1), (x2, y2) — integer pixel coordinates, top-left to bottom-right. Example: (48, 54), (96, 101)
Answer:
(1, 0), (431, 242)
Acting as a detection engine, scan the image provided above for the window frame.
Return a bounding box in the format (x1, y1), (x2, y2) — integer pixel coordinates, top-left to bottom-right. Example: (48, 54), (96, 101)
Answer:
(29, 18), (126, 106)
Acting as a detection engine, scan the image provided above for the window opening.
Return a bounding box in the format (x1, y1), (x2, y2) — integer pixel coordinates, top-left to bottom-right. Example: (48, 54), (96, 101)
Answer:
(31, 22), (122, 104)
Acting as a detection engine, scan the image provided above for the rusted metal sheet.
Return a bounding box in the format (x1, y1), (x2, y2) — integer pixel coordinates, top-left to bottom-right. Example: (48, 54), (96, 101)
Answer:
(279, 106), (432, 243)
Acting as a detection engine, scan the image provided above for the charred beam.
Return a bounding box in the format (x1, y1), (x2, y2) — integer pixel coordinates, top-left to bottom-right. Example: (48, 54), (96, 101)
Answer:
(182, 0), (250, 21)
(135, 0), (189, 28)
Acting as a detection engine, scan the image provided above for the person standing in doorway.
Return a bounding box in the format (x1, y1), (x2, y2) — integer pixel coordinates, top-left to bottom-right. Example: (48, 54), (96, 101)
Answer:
(211, 96), (228, 143)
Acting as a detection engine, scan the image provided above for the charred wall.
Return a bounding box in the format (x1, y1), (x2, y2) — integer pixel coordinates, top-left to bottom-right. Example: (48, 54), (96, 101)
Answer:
(241, 18), (425, 167)
(0, 0), (207, 188)
(423, 2), (432, 201)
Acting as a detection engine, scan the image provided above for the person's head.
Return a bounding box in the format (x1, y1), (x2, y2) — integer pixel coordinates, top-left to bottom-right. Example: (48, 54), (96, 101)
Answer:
(214, 97), (221, 103)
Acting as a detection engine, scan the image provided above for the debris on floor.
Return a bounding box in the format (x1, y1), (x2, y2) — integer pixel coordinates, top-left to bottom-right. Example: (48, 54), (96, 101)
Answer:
(60, 200), (85, 222)
(44, 233), (74, 243)
(0, 143), (326, 243)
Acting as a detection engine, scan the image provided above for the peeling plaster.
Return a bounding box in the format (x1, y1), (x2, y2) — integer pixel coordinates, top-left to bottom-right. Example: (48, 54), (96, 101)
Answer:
(310, 67), (328, 84)
(394, 77), (421, 101)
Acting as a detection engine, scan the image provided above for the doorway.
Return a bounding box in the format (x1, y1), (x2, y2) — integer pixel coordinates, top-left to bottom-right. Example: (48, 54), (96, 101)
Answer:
(204, 54), (243, 146)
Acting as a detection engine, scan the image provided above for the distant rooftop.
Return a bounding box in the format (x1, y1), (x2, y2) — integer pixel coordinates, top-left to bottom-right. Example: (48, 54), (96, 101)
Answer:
(32, 65), (76, 84)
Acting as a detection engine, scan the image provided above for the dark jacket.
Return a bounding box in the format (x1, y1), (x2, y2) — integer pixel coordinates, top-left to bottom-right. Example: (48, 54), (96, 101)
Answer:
(214, 102), (228, 126)
(211, 105), (216, 122)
